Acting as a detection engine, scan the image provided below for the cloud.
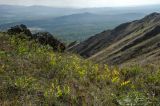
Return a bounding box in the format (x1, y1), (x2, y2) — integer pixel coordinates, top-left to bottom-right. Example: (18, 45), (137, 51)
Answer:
(0, 0), (160, 7)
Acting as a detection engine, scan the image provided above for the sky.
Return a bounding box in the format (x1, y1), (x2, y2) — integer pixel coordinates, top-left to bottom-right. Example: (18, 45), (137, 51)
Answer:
(0, 0), (160, 8)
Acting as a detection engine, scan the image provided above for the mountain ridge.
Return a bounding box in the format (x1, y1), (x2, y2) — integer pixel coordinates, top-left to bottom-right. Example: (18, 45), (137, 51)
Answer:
(69, 12), (160, 66)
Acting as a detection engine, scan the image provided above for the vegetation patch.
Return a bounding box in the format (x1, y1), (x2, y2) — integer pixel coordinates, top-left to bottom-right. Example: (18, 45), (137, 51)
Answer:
(0, 33), (160, 105)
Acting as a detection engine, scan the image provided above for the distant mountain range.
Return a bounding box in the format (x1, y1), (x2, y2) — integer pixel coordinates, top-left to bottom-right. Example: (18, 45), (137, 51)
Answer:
(69, 12), (160, 66)
(0, 4), (160, 22)
(0, 5), (160, 42)
(0, 5), (80, 24)
(0, 12), (146, 42)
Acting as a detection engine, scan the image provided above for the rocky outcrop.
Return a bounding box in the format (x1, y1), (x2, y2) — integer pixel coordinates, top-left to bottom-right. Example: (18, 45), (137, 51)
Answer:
(7, 25), (65, 52)
(7, 24), (32, 37)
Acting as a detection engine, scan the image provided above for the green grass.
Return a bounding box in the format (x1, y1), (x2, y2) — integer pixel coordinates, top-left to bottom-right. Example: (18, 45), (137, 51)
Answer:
(0, 32), (160, 106)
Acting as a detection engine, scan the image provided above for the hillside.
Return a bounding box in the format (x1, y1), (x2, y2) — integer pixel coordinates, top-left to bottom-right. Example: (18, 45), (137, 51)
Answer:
(1, 29), (160, 105)
(69, 12), (160, 66)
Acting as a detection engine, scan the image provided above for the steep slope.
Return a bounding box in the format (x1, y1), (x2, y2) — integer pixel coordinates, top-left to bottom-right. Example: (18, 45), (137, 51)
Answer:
(69, 12), (160, 65)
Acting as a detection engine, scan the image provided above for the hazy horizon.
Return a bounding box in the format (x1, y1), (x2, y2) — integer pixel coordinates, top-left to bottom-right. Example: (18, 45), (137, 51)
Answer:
(0, 0), (160, 8)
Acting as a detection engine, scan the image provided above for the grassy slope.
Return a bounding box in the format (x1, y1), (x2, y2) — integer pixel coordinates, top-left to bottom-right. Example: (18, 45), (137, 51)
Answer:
(90, 23), (160, 66)
(70, 13), (160, 66)
(0, 32), (160, 105)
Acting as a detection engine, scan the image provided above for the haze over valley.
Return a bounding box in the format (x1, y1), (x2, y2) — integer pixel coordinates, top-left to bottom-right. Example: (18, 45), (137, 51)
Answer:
(0, 5), (160, 42)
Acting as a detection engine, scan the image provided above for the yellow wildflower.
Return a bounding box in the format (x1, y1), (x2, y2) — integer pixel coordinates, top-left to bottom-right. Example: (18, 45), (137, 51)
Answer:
(121, 80), (131, 86)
